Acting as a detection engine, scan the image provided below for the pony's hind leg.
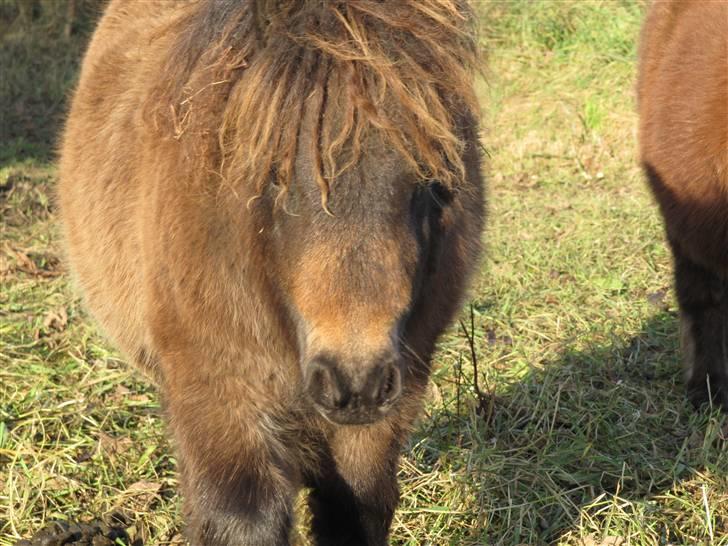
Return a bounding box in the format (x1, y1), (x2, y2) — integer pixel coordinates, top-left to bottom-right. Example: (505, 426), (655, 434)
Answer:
(306, 421), (403, 546)
(673, 246), (728, 410)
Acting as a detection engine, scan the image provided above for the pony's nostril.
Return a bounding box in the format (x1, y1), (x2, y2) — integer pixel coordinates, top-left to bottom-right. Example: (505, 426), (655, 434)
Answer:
(306, 361), (341, 408)
(307, 356), (401, 423)
(375, 364), (402, 405)
(307, 359), (347, 409)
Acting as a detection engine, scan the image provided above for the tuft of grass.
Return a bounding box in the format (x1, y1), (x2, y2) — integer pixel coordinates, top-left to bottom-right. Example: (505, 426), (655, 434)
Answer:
(2, 1), (727, 545)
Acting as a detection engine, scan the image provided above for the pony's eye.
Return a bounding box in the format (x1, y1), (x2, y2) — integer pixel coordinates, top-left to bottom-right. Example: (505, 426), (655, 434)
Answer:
(429, 181), (454, 208)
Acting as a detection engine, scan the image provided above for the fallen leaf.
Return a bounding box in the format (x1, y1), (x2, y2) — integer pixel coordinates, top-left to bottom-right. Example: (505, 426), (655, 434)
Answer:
(98, 432), (134, 458)
(124, 480), (163, 511)
(579, 535), (626, 546)
(43, 307), (68, 332)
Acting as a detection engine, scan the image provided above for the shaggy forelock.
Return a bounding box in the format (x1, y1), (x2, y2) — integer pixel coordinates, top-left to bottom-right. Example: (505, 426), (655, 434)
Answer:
(151, 0), (481, 211)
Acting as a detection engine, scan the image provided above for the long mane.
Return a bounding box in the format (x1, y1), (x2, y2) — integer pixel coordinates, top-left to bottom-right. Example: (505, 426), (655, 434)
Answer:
(151, 0), (481, 209)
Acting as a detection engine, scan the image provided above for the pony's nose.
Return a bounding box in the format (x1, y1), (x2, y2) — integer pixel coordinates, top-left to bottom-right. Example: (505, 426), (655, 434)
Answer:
(305, 356), (402, 425)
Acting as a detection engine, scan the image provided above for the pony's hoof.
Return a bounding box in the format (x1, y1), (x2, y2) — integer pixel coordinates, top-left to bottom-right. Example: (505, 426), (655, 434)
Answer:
(687, 376), (728, 412)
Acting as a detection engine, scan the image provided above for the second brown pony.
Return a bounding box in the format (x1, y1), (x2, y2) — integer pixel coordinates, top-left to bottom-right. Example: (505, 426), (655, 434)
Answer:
(58, 0), (485, 544)
(638, 0), (728, 409)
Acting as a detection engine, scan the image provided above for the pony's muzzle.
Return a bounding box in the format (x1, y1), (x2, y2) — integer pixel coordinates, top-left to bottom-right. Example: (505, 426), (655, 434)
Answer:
(305, 354), (402, 425)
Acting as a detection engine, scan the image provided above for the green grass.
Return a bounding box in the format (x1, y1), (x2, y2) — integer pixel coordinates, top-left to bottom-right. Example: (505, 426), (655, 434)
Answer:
(2, 1), (728, 544)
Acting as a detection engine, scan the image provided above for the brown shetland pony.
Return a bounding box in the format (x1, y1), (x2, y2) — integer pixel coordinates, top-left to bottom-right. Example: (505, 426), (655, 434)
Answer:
(638, 0), (728, 409)
(58, 0), (485, 544)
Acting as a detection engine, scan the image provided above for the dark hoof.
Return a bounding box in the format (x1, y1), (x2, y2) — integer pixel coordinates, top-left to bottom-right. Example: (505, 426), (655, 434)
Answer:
(687, 375), (728, 412)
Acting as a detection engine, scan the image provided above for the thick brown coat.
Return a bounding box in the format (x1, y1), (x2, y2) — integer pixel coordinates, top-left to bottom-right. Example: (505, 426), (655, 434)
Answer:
(58, 1), (485, 544)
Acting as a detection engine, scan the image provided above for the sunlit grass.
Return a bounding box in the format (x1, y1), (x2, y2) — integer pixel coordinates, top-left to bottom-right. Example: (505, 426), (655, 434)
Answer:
(2, 1), (727, 545)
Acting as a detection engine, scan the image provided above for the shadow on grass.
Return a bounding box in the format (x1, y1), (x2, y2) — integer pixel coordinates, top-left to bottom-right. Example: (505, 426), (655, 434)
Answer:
(413, 311), (728, 544)
(0, 4), (102, 165)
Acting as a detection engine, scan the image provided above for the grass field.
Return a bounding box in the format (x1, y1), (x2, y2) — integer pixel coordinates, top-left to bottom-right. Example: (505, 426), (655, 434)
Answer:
(2, 1), (728, 544)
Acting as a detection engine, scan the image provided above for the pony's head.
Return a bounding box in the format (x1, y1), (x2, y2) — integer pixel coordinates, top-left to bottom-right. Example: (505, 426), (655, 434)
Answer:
(159, 0), (483, 424)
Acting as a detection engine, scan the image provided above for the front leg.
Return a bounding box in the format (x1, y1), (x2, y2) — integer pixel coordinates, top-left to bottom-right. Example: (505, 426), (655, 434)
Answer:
(181, 451), (294, 546)
(306, 384), (426, 546)
(673, 246), (728, 409)
(163, 367), (298, 546)
(307, 420), (401, 546)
